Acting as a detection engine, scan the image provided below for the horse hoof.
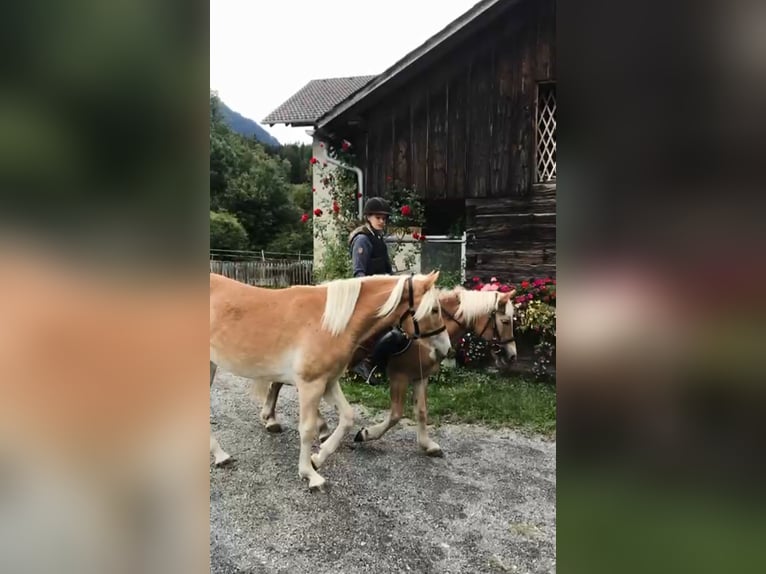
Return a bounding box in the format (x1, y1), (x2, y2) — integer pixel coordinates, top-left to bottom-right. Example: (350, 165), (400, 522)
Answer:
(265, 423), (283, 434)
(353, 429), (365, 443)
(213, 455), (235, 467)
(426, 447), (444, 458)
(310, 453), (321, 470)
(309, 480), (327, 493)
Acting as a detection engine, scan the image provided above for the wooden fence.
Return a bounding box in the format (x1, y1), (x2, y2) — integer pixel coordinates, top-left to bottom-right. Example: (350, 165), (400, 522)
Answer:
(210, 258), (314, 287)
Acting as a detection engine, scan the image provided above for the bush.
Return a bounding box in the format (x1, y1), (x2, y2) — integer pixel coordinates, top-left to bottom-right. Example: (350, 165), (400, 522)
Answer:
(210, 210), (249, 251)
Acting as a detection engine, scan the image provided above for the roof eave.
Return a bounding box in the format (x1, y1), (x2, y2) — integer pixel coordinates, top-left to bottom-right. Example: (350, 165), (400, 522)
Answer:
(317, 0), (516, 130)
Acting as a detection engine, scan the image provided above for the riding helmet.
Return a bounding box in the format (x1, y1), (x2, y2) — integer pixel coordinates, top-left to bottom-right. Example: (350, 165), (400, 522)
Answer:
(363, 197), (392, 216)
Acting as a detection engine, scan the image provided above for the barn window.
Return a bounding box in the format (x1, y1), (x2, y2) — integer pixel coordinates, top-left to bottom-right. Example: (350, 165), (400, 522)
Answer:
(536, 83), (557, 182)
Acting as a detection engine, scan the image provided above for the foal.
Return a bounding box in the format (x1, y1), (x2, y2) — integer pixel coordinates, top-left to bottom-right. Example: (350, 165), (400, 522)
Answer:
(209, 271), (450, 491)
(353, 288), (517, 456)
(262, 288), (517, 457)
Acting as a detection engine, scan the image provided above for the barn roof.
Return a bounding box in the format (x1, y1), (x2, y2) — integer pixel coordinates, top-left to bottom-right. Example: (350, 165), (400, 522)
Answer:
(317, 0), (519, 130)
(261, 76), (377, 127)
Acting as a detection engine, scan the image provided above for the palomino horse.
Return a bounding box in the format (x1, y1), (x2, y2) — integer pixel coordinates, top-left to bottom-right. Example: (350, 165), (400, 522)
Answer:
(209, 271), (451, 491)
(261, 287), (517, 457)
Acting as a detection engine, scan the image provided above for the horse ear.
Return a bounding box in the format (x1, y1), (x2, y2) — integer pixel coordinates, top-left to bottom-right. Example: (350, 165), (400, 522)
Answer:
(422, 270), (440, 290)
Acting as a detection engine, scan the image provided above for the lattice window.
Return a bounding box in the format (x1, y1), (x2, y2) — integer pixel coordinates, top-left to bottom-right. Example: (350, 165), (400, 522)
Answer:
(536, 83), (557, 182)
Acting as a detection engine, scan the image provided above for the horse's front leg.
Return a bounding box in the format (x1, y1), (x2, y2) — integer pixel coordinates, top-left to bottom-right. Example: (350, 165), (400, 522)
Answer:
(353, 372), (408, 443)
(295, 379), (327, 492)
(210, 361), (233, 466)
(413, 378), (443, 457)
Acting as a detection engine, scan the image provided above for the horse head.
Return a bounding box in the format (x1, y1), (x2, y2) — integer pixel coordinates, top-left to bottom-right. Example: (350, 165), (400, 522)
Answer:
(450, 288), (518, 369)
(376, 271), (452, 362)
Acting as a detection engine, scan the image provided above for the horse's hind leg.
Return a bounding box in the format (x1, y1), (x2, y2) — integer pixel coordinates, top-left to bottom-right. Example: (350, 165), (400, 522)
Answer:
(353, 372), (408, 443)
(257, 382), (284, 433)
(413, 378), (443, 457)
(258, 380), (329, 440)
(311, 379), (355, 470)
(317, 409), (331, 443)
(210, 361), (233, 466)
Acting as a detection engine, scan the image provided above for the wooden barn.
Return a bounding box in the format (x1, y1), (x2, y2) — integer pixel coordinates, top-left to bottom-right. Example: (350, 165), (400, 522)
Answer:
(264, 0), (556, 282)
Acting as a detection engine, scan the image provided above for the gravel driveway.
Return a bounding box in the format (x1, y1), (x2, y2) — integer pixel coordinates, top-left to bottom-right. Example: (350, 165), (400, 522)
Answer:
(210, 370), (556, 574)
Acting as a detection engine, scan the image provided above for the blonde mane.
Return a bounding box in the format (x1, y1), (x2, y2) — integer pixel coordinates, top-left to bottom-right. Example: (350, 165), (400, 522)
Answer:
(455, 289), (501, 326)
(321, 274), (441, 336)
(376, 274), (440, 320)
(321, 276), (364, 336)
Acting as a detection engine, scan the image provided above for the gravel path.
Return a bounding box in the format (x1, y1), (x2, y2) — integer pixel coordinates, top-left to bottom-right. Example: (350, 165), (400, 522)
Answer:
(210, 370), (556, 574)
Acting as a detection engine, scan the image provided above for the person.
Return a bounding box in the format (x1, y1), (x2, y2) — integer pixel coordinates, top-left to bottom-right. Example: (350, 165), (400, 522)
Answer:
(348, 197), (394, 383)
(348, 196), (394, 277)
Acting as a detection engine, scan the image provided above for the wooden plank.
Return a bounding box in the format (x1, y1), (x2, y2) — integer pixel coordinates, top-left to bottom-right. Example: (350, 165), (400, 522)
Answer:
(411, 91), (428, 195)
(394, 105), (410, 186)
(491, 42), (516, 198)
(381, 111), (395, 190)
(467, 52), (492, 198)
(446, 74), (466, 199)
(427, 86), (447, 200)
(366, 120), (380, 198)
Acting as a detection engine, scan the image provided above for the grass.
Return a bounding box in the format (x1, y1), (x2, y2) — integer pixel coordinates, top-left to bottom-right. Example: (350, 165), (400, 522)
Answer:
(340, 367), (556, 436)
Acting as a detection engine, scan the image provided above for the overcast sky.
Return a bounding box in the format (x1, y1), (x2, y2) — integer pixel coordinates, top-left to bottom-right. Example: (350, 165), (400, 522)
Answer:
(210, 0), (481, 145)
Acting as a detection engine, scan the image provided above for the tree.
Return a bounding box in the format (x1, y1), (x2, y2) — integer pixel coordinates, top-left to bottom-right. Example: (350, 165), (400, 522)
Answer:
(209, 91), (312, 254)
(210, 211), (249, 251)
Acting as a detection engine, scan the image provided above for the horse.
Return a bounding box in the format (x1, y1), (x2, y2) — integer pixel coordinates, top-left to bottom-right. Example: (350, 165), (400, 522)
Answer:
(209, 271), (451, 491)
(260, 287), (517, 457)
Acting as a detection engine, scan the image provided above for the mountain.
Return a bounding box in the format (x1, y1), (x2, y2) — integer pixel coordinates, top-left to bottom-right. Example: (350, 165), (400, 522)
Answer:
(218, 100), (280, 147)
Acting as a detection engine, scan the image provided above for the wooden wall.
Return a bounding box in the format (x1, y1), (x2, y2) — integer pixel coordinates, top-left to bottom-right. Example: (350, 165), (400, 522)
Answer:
(466, 182), (556, 281)
(349, 0), (556, 279)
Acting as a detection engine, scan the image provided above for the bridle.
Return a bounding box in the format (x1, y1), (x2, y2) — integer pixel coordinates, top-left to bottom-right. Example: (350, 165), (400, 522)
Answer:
(398, 274), (447, 341)
(443, 292), (515, 354)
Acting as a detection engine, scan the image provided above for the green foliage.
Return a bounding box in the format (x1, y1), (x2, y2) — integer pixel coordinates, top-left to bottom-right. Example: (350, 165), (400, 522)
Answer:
(435, 268), (463, 289)
(209, 92), (312, 254)
(314, 234), (352, 282)
(265, 144), (313, 184)
(340, 368), (556, 435)
(209, 211), (249, 251)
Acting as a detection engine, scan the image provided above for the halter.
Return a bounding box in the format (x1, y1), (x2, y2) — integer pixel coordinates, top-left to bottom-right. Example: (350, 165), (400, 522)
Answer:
(443, 292), (515, 353)
(398, 274), (447, 340)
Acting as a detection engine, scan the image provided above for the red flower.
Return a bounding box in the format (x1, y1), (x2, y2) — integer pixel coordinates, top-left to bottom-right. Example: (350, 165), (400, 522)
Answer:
(312, 187), (316, 192)
(310, 157), (318, 165)
(472, 276), (480, 283)
(419, 234), (426, 241)
(332, 201), (340, 214)
(300, 213), (309, 223)
(498, 284), (511, 293)
(356, 192), (362, 198)
(341, 140), (351, 152)
(319, 142), (324, 148)
(313, 208), (323, 216)
(521, 280), (530, 289)
(400, 205), (412, 216)
(412, 232), (421, 240)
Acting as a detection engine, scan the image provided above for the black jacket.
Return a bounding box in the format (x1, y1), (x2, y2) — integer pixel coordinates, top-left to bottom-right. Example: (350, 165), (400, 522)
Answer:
(348, 224), (393, 277)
